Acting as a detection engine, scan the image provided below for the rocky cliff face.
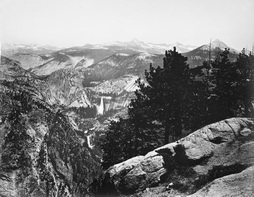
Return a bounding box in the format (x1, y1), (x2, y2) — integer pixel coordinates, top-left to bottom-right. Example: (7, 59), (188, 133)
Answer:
(99, 117), (254, 196)
(36, 52), (163, 121)
(0, 79), (101, 197)
(41, 68), (137, 118)
(0, 56), (33, 81)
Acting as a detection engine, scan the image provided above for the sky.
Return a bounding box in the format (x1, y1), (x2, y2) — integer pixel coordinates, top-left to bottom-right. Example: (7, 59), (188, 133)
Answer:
(1, 0), (254, 50)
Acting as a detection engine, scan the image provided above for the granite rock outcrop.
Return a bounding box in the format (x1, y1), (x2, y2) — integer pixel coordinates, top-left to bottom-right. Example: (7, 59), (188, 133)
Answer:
(99, 117), (254, 196)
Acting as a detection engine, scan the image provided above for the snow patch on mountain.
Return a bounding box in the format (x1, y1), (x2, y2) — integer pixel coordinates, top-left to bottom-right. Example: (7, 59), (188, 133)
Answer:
(136, 52), (155, 60)
(102, 39), (196, 54)
(116, 53), (129, 56)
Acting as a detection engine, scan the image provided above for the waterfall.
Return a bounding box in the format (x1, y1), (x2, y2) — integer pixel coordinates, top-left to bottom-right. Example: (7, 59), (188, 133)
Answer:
(97, 97), (104, 115)
(87, 134), (94, 149)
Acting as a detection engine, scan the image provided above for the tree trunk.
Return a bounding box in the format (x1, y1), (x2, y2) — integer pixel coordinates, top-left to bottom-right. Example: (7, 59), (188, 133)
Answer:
(175, 120), (182, 138)
(164, 124), (170, 144)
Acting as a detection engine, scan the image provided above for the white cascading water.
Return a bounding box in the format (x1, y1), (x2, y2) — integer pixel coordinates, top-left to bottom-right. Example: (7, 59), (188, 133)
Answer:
(97, 97), (104, 115)
(87, 134), (94, 149)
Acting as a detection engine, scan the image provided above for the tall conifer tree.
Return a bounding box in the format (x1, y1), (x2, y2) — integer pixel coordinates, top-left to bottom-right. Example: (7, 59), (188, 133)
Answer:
(234, 50), (254, 117)
(130, 47), (191, 143)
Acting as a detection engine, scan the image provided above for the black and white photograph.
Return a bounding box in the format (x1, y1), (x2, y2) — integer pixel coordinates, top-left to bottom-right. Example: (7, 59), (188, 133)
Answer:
(0, 0), (254, 196)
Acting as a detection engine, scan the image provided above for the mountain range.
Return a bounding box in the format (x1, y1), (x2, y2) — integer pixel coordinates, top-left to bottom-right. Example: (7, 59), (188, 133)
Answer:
(0, 39), (239, 119)
(84, 38), (197, 54)
(1, 43), (60, 56)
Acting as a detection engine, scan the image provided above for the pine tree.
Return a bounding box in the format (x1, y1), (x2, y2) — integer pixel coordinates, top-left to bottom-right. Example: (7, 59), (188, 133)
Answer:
(100, 115), (160, 169)
(130, 47), (192, 144)
(187, 64), (211, 130)
(208, 48), (251, 121)
(234, 50), (254, 117)
(100, 118), (133, 169)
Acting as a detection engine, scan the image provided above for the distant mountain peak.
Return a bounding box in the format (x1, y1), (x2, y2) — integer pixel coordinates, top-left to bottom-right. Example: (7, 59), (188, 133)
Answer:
(197, 39), (238, 53)
(211, 39), (228, 49)
(128, 38), (146, 46)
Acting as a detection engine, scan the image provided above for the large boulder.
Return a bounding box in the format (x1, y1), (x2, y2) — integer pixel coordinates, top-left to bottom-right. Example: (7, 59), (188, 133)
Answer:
(99, 117), (254, 195)
(99, 153), (167, 195)
(189, 165), (254, 197)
